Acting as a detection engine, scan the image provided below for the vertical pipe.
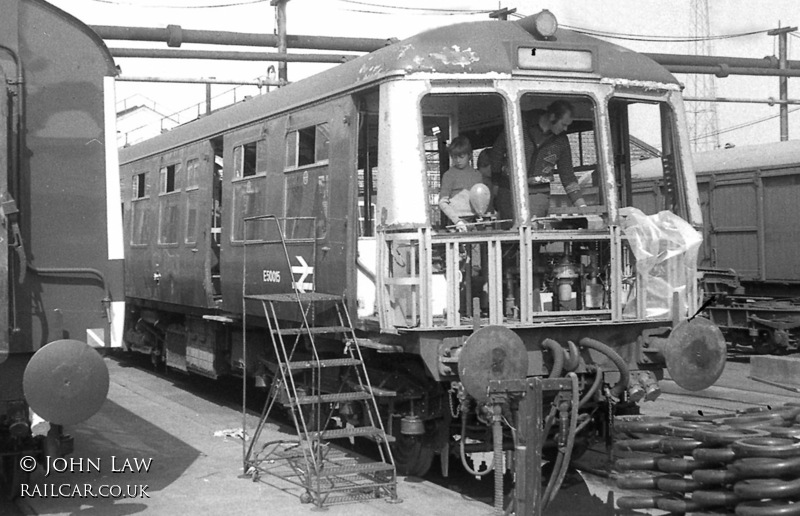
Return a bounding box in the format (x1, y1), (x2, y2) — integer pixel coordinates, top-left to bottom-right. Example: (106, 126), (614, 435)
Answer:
(363, 112), (373, 236)
(768, 26), (797, 141)
(272, 0), (289, 82)
(0, 67), (9, 359)
(420, 228), (433, 328)
(778, 32), (788, 141)
(755, 170), (767, 281)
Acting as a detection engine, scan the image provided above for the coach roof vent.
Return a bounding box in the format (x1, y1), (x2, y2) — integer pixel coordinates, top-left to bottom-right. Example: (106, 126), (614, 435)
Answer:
(517, 9), (559, 40)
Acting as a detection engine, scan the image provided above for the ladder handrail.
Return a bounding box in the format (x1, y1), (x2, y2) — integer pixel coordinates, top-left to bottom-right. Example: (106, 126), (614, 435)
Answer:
(242, 214), (321, 363)
(242, 214), (322, 473)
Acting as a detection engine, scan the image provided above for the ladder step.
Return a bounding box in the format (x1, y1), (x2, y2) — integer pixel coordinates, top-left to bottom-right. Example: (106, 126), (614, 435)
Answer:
(275, 325), (351, 335)
(283, 358), (362, 370)
(309, 426), (390, 441)
(294, 392), (373, 405)
(318, 462), (395, 478)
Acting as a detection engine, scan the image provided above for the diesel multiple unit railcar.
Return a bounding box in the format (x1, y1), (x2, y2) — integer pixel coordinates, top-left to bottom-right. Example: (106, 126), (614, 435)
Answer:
(633, 140), (800, 353)
(0, 0), (125, 498)
(119, 10), (725, 478)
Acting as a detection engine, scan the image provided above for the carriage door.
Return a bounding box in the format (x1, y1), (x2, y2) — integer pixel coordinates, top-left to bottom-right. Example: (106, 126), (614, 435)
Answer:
(210, 137), (223, 299)
(282, 98), (356, 300)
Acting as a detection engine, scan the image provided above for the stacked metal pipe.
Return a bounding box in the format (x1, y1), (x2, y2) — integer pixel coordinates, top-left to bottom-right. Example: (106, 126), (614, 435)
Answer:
(613, 403), (800, 515)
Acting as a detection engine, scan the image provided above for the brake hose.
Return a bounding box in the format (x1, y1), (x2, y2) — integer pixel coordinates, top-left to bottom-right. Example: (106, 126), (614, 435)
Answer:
(541, 338), (565, 378)
(578, 337), (630, 397)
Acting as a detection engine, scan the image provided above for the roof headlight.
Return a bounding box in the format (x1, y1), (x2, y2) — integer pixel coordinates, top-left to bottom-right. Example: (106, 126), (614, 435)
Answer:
(533, 10), (558, 39)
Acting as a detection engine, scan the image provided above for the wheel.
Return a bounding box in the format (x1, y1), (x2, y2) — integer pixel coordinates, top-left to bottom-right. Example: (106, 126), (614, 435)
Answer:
(391, 433), (434, 477)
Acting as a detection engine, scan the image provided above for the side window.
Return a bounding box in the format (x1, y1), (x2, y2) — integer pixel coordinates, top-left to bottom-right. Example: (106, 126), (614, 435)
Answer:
(158, 163), (181, 244)
(158, 162), (181, 245)
(185, 158), (200, 245)
(130, 171), (150, 245)
(232, 140), (268, 241)
(159, 163), (181, 194)
(234, 142), (257, 178)
(286, 123), (330, 168)
(132, 172), (147, 199)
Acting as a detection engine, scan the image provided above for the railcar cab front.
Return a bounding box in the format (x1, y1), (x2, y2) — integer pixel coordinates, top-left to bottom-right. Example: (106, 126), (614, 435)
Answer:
(355, 19), (700, 333)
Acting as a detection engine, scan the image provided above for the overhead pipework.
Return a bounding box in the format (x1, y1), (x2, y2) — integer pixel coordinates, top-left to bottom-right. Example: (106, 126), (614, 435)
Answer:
(90, 24), (394, 52)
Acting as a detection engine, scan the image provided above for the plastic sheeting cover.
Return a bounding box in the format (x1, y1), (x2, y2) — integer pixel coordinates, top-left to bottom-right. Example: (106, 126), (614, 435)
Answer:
(620, 207), (702, 319)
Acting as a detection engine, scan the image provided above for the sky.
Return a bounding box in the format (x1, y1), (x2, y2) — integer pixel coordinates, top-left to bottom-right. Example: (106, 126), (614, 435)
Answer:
(47, 0), (800, 149)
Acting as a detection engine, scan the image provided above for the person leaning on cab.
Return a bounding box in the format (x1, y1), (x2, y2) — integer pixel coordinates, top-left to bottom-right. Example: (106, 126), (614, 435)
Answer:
(491, 100), (587, 219)
(438, 136), (492, 232)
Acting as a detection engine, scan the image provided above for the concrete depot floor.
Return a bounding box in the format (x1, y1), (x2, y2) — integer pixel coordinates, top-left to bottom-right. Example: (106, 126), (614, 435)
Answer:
(9, 355), (624, 516)
(9, 353), (799, 516)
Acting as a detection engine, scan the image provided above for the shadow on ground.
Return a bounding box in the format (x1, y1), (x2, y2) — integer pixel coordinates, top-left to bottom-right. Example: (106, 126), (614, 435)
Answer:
(18, 398), (200, 516)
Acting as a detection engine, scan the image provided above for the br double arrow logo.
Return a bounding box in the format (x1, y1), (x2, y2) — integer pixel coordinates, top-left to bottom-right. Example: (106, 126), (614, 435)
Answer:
(291, 256), (314, 293)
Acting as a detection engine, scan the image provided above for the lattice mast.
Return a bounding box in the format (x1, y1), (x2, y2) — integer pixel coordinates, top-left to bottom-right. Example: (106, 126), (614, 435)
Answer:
(687, 0), (721, 151)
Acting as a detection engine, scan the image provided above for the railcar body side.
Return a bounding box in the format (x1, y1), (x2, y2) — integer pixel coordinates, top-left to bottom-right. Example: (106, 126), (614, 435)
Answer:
(120, 13), (724, 476)
(1, 0), (124, 498)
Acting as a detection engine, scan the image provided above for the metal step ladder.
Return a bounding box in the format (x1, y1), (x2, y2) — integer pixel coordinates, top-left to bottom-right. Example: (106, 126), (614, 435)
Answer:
(240, 215), (399, 508)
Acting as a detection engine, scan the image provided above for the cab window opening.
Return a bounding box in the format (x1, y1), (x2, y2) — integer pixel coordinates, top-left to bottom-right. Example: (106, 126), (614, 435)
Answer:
(419, 93), (506, 231)
(615, 98), (685, 217)
(512, 93), (602, 222)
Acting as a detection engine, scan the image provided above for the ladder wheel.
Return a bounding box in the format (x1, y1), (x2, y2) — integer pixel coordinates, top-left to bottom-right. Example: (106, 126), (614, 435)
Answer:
(392, 434), (434, 477)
